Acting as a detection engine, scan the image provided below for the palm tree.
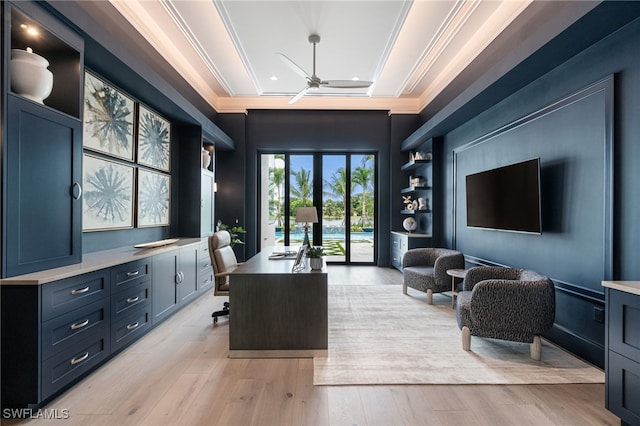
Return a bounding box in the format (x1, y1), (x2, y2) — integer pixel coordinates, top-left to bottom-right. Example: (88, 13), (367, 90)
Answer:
(324, 168), (350, 225)
(352, 166), (373, 227)
(291, 167), (313, 207)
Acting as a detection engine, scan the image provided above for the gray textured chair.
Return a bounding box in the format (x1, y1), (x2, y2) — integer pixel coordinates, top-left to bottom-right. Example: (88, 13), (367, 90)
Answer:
(402, 248), (464, 304)
(455, 266), (555, 360)
(208, 230), (242, 323)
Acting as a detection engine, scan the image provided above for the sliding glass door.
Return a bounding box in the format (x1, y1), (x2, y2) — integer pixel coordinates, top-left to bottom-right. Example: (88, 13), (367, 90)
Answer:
(260, 153), (376, 264)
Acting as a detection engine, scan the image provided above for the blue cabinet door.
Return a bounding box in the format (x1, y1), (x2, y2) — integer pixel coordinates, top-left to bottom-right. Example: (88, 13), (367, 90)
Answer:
(3, 95), (82, 277)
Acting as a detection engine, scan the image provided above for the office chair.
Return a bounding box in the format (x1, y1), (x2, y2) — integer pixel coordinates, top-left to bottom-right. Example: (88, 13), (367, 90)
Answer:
(208, 230), (241, 323)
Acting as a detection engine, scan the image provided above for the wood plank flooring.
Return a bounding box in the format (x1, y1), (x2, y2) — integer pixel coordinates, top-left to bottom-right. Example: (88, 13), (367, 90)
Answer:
(8, 266), (618, 425)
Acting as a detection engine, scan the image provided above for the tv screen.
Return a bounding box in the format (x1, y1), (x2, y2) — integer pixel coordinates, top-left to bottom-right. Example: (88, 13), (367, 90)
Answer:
(466, 158), (541, 234)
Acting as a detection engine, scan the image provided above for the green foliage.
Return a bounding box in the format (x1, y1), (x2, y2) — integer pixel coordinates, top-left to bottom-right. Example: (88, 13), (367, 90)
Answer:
(306, 246), (324, 258)
(216, 220), (246, 247)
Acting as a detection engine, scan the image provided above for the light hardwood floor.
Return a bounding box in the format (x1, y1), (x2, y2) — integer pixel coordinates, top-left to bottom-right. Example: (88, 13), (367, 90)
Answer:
(9, 266), (618, 426)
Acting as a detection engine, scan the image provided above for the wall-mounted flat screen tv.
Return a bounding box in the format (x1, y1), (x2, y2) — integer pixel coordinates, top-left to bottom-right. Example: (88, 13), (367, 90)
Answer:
(466, 158), (541, 234)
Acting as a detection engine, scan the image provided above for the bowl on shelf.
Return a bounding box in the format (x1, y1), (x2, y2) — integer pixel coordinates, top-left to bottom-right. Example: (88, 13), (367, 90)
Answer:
(10, 48), (54, 104)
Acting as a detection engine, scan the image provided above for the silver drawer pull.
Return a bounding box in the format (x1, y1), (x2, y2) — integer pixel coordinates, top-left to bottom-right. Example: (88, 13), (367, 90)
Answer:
(126, 296), (140, 304)
(126, 322), (139, 331)
(126, 270), (140, 277)
(71, 286), (89, 295)
(70, 319), (89, 330)
(70, 352), (89, 365)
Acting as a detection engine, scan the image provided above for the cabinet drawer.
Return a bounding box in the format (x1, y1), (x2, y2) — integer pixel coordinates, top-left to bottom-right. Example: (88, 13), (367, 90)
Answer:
(41, 333), (110, 400)
(200, 242), (211, 262)
(199, 254), (212, 274)
(42, 270), (110, 321)
(391, 250), (403, 269)
(607, 351), (640, 425)
(113, 281), (151, 316)
(111, 259), (151, 293)
(608, 289), (640, 361)
(199, 270), (214, 293)
(111, 306), (152, 353)
(42, 298), (110, 360)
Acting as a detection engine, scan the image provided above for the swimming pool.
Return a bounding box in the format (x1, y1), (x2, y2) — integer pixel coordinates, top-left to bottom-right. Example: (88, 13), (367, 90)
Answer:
(274, 231), (374, 241)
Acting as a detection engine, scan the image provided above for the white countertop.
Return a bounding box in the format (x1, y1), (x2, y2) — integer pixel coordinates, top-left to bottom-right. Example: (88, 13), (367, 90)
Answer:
(0, 237), (205, 285)
(391, 231), (432, 238)
(602, 281), (640, 296)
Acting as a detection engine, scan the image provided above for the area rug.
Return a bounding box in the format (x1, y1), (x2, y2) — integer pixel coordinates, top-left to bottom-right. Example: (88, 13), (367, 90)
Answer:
(313, 285), (604, 385)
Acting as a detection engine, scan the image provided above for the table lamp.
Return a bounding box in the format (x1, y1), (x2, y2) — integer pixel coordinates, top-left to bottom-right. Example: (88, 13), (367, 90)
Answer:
(295, 206), (318, 247)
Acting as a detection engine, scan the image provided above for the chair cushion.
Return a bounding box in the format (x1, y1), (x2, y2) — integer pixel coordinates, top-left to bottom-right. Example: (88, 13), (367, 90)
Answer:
(209, 231), (231, 250)
(403, 266), (435, 292)
(214, 246), (237, 274)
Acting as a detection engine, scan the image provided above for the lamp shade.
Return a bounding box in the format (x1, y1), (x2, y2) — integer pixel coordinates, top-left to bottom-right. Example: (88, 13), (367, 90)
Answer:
(295, 206), (318, 223)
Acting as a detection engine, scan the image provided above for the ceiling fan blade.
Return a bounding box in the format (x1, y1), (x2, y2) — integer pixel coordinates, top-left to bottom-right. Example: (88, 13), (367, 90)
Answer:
(277, 53), (311, 80)
(321, 80), (373, 89)
(289, 86), (310, 104)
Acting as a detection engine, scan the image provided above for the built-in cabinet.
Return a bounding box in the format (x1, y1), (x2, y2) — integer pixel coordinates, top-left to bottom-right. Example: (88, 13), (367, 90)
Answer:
(2, 2), (84, 277)
(602, 281), (640, 425)
(0, 239), (213, 411)
(152, 245), (199, 324)
(392, 138), (438, 270)
(390, 231), (432, 271)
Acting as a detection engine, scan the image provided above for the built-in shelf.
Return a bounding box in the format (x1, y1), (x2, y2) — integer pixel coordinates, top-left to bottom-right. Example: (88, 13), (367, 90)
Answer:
(401, 186), (431, 194)
(10, 5), (83, 118)
(400, 159), (431, 171)
(401, 209), (431, 215)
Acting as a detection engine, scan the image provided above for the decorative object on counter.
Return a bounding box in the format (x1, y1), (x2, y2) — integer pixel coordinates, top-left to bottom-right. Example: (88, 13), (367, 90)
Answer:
(83, 70), (135, 161)
(411, 200), (419, 210)
(137, 169), (170, 227)
(411, 176), (427, 188)
(403, 217), (417, 233)
(296, 206), (319, 247)
(202, 147), (211, 169)
(216, 220), (246, 247)
(83, 153), (134, 231)
(402, 195), (413, 208)
(133, 238), (180, 249)
(10, 48), (54, 104)
(137, 105), (171, 172)
(418, 197), (429, 211)
(408, 151), (415, 162)
(306, 246), (324, 270)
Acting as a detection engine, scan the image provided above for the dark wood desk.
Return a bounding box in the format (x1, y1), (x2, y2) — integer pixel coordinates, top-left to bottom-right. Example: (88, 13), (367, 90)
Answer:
(229, 248), (328, 358)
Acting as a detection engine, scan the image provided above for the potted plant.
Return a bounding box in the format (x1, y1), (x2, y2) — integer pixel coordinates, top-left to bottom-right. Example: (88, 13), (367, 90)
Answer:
(306, 246), (324, 270)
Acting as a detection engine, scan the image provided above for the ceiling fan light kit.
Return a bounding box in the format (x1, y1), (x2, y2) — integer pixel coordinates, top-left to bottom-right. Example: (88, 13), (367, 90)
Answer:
(279, 34), (373, 104)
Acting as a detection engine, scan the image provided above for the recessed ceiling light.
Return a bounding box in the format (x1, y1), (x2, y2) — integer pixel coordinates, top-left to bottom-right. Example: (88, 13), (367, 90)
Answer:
(26, 26), (39, 37)
(351, 76), (360, 81)
(270, 75), (278, 81)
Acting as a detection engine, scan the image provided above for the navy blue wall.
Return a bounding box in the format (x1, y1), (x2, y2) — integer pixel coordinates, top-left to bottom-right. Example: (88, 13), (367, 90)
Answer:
(438, 16), (640, 367)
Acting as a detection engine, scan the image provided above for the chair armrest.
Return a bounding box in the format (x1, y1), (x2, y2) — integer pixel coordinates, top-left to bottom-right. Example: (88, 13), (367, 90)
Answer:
(470, 279), (555, 333)
(433, 252), (465, 287)
(214, 271), (232, 279)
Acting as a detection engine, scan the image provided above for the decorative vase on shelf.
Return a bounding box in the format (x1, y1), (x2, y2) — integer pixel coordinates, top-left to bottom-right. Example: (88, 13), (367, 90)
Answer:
(403, 217), (417, 233)
(201, 148), (211, 169)
(10, 48), (53, 104)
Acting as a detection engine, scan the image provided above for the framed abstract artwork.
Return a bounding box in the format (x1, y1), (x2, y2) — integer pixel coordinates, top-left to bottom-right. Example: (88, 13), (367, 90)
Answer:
(137, 105), (171, 171)
(137, 168), (171, 227)
(83, 71), (135, 161)
(82, 154), (135, 231)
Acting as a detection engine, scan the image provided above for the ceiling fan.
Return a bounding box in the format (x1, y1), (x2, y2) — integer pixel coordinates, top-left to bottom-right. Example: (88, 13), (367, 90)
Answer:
(278, 34), (373, 104)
